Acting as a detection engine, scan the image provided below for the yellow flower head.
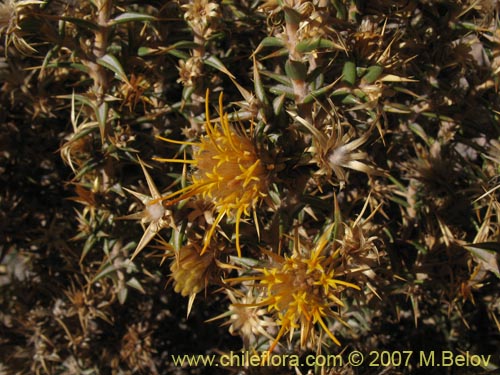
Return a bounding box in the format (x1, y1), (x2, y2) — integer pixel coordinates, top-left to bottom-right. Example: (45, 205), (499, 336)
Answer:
(231, 224), (360, 352)
(170, 242), (214, 298)
(169, 241), (218, 317)
(154, 92), (268, 257)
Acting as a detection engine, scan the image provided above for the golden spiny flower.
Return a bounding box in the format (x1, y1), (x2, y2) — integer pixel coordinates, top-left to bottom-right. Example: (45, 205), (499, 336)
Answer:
(231, 224), (360, 352)
(154, 92), (268, 257)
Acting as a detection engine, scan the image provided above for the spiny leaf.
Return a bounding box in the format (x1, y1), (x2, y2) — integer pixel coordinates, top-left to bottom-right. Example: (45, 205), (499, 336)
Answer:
(97, 54), (129, 83)
(254, 36), (286, 55)
(273, 94), (286, 116)
(253, 55), (268, 106)
(126, 277), (146, 294)
(302, 81), (338, 103)
(464, 243), (500, 278)
(138, 41), (199, 57)
(96, 101), (109, 141)
(57, 94), (96, 110)
(269, 84), (295, 98)
(204, 55), (235, 79)
(46, 61), (90, 73)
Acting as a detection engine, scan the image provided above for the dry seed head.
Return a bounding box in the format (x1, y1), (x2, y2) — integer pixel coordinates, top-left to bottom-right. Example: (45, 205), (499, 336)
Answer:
(0, 0), (15, 31)
(224, 289), (276, 348)
(312, 122), (375, 183)
(291, 110), (377, 184)
(0, 0), (44, 54)
(339, 222), (378, 265)
(177, 56), (203, 87)
(120, 159), (175, 260)
(120, 323), (157, 374)
(296, 7), (332, 40)
(154, 92), (269, 256)
(119, 74), (151, 111)
(180, 0), (220, 38)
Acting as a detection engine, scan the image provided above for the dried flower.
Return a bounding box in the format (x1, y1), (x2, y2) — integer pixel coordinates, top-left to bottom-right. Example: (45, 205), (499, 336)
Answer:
(176, 56), (203, 87)
(0, 0), (44, 54)
(119, 158), (175, 259)
(154, 92), (269, 256)
(210, 288), (276, 348)
(180, 0), (220, 39)
(0, 0), (15, 31)
(119, 74), (151, 111)
(120, 323), (157, 374)
(292, 110), (377, 184)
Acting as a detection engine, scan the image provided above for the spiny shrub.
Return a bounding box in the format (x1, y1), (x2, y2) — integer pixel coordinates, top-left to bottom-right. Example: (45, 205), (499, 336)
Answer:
(1, 1), (499, 374)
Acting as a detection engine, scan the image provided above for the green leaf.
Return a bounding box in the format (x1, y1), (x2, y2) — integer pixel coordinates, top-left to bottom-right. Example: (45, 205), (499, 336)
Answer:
(254, 36), (286, 55)
(261, 70), (291, 86)
(269, 84), (295, 98)
(138, 41), (199, 57)
(165, 49), (190, 59)
(295, 38), (344, 53)
(46, 61), (90, 73)
(60, 16), (99, 31)
(97, 54), (128, 83)
(203, 55), (235, 79)
(91, 263), (117, 284)
(261, 48), (289, 60)
(96, 101), (108, 141)
(302, 81), (338, 103)
(408, 123), (429, 144)
(182, 85), (195, 102)
(57, 94), (96, 110)
(383, 103), (412, 114)
(362, 65), (384, 84)
(109, 12), (156, 25)
(332, 0), (347, 20)
(74, 160), (100, 180)
(341, 94), (362, 105)
(341, 61), (356, 85)
(137, 47), (157, 56)
(253, 55), (268, 106)
(283, 6), (301, 25)
(273, 94), (286, 116)
(330, 88), (350, 97)
(80, 235), (96, 263)
(118, 288), (128, 304)
(126, 277), (146, 294)
(285, 60), (307, 81)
